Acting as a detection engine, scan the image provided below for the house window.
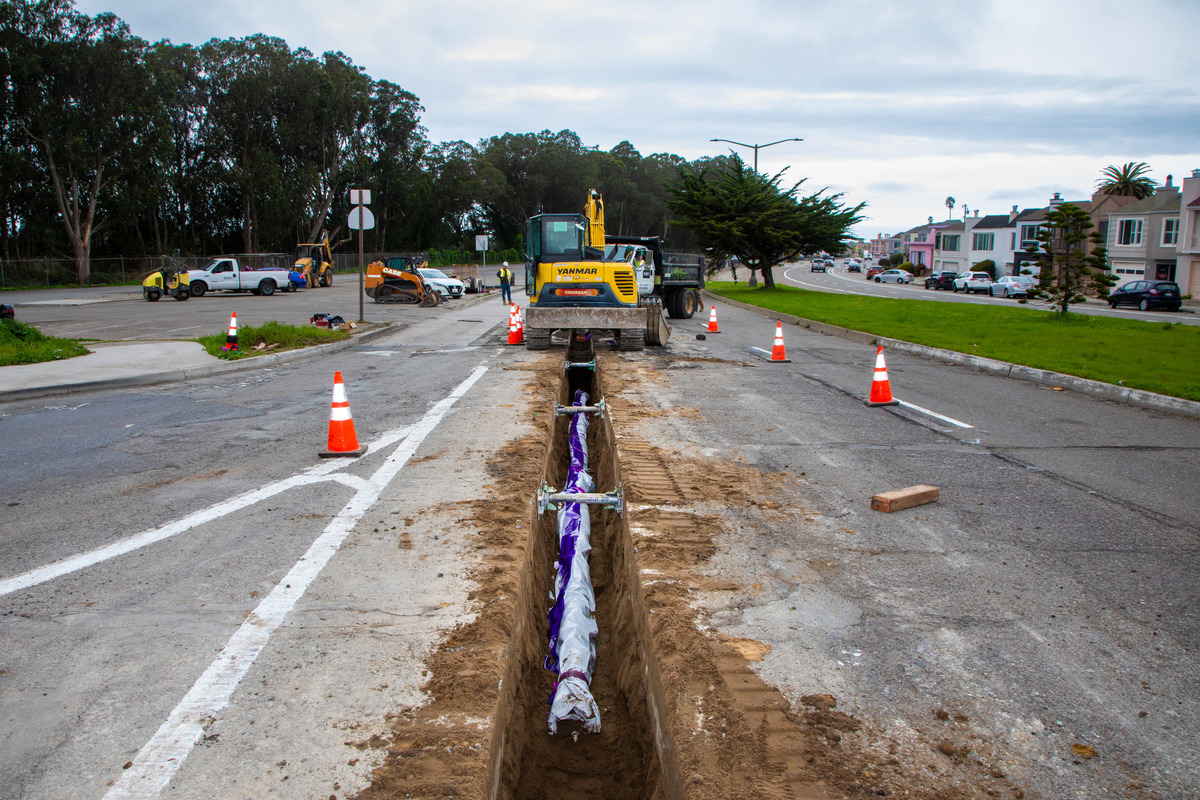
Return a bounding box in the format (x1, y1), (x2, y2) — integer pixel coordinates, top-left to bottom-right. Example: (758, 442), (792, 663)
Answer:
(1163, 218), (1178, 246)
(972, 232), (994, 251)
(1020, 225), (1041, 246)
(1116, 219), (1143, 246)
(937, 234), (960, 251)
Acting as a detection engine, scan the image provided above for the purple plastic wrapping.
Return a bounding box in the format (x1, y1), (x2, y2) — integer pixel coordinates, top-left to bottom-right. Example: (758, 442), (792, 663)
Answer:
(546, 390), (601, 734)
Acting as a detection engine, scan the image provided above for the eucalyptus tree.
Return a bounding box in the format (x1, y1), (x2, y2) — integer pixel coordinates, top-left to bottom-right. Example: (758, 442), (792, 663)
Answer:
(5, 0), (153, 283)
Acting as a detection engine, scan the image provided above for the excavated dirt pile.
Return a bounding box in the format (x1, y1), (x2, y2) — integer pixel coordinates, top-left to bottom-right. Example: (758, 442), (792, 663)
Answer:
(353, 350), (1026, 800)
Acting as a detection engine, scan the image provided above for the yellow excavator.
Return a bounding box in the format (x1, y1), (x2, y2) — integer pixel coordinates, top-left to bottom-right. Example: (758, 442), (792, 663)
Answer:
(523, 190), (692, 351)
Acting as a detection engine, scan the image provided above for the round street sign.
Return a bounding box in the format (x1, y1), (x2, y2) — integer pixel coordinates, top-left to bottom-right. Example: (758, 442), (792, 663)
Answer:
(348, 206), (375, 230)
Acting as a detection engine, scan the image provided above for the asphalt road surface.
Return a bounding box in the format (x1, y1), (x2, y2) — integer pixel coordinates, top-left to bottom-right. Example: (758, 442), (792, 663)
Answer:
(1, 291), (1196, 798)
(780, 262), (1200, 326)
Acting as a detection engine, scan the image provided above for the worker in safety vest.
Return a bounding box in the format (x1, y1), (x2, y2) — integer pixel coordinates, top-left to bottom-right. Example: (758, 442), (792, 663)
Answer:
(496, 261), (513, 304)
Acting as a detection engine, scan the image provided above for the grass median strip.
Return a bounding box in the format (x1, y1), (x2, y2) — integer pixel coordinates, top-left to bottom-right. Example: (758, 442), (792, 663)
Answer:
(197, 320), (349, 359)
(0, 320), (89, 366)
(710, 282), (1200, 401)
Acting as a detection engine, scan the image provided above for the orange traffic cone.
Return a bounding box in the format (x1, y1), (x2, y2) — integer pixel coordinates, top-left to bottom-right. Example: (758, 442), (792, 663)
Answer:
(707, 305), (720, 333)
(222, 312), (238, 351)
(506, 304), (523, 345)
(319, 371), (368, 457)
(769, 322), (790, 362)
(515, 304), (525, 341)
(867, 345), (899, 406)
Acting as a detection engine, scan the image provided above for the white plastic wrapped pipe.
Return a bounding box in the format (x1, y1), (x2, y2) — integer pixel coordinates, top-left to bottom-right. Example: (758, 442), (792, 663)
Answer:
(545, 389), (601, 734)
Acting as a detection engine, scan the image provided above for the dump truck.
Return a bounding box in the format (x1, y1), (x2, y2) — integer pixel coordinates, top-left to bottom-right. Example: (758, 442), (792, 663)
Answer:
(522, 190), (704, 351)
(364, 257), (441, 306)
(294, 233), (336, 288)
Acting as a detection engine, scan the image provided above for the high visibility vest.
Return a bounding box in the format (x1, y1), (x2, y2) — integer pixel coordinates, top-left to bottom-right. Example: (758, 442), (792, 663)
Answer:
(498, 269), (512, 281)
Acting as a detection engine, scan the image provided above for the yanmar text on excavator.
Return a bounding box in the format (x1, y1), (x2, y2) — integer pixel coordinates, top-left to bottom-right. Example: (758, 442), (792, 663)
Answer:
(522, 190), (704, 350)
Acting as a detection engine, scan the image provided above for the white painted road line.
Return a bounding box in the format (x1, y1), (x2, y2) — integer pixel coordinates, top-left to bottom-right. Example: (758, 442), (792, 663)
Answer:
(0, 423), (411, 599)
(896, 399), (974, 429)
(103, 365), (488, 800)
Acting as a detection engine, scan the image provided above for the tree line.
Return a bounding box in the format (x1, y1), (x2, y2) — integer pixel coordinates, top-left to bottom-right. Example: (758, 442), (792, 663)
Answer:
(2, 1), (739, 284)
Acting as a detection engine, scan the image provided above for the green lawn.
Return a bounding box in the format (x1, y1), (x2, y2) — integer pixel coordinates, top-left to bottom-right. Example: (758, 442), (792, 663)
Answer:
(709, 283), (1200, 401)
(0, 320), (89, 366)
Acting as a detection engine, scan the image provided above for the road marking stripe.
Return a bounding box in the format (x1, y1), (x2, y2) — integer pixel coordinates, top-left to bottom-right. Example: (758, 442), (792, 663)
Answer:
(896, 399), (974, 429)
(103, 365), (487, 799)
(0, 425), (410, 598)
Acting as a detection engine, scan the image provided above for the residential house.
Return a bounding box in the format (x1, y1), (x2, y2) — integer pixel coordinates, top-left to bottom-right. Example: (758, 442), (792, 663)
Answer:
(964, 212), (1016, 275)
(932, 220), (966, 274)
(900, 219), (937, 270)
(1174, 169), (1200, 296)
(1105, 176), (1182, 285)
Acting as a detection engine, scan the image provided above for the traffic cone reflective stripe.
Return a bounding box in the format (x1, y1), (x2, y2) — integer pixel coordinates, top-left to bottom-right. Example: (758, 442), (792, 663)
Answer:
(867, 345), (899, 406)
(319, 371), (367, 457)
(515, 304), (525, 340)
(770, 321), (790, 362)
(223, 312), (238, 351)
(707, 305), (720, 333)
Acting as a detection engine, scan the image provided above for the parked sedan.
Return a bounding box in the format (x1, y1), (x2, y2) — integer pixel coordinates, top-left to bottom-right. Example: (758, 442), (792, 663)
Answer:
(418, 267), (465, 299)
(989, 275), (1037, 298)
(1108, 280), (1182, 311)
(874, 268), (914, 284)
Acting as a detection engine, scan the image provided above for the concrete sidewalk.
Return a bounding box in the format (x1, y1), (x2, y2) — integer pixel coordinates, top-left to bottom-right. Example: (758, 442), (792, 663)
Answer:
(0, 326), (397, 402)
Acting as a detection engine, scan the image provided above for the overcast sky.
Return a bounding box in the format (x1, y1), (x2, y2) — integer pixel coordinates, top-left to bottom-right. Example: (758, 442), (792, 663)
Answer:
(75, 0), (1200, 240)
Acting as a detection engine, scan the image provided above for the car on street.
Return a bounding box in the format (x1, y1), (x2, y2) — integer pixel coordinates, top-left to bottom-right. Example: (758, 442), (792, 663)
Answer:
(874, 268), (914, 284)
(924, 270), (958, 290)
(866, 266), (885, 280)
(989, 275), (1037, 298)
(0, 303), (13, 320)
(953, 271), (994, 294)
(847, 262), (861, 273)
(811, 260), (827, 272)
(418, 268), (465, 299)
(1107, 280), (1182, 311)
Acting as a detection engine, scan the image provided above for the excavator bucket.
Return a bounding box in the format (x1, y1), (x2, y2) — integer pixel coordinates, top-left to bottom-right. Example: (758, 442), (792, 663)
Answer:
(645, 303), (671, 346)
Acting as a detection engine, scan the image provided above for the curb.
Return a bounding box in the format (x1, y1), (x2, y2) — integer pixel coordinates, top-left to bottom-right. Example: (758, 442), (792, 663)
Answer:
(704, 290), (1200, 420)
(0, 323), (401, 403)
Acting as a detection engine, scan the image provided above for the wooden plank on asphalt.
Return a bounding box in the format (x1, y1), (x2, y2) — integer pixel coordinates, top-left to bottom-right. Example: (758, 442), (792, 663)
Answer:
(870, 484), (939, 512)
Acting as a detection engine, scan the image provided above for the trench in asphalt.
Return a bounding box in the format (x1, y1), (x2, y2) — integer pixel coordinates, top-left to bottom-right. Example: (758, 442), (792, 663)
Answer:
(486, 335), (678, 799)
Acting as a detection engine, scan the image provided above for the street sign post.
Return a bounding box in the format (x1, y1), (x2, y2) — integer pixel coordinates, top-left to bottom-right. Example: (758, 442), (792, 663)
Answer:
(349, 189), (375, 322)
(475, 235), (489, 285)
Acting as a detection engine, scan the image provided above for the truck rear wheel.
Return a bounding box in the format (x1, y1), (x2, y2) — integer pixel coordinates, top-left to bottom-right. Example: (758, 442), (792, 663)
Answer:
(259, 280), (276, 296)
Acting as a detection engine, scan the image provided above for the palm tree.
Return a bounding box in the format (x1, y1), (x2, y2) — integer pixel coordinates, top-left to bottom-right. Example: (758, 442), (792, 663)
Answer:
(945, 196), (955, 220)
(1097, 162), (1157, 199)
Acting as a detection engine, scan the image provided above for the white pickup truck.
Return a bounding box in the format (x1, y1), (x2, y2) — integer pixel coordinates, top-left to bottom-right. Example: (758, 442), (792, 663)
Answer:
(953, 271), (994, 294)
(187, 258), (291, 297)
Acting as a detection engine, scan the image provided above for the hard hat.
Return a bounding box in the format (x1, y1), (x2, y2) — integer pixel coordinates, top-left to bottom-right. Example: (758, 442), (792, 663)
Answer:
(503, 261), (509, 267)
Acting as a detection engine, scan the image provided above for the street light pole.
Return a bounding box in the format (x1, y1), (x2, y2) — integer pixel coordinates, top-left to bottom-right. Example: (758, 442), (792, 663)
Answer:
(709, 137), (804, 172)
